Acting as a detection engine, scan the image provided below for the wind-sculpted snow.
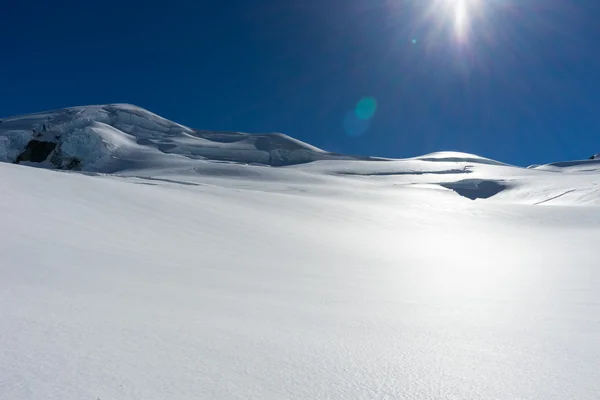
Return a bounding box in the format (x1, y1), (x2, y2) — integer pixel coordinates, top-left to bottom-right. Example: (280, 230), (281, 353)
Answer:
(3, 105), (600, 399)
(440, 179), (510, 200)
(2, 159), (600, 400)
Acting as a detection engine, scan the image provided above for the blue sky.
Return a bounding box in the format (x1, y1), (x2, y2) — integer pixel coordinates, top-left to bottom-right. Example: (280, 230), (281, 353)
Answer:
(2, 0), (599, 165)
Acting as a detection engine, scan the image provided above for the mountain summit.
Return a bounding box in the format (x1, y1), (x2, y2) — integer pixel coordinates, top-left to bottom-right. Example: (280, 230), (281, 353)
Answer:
(0, 104), (377, 172)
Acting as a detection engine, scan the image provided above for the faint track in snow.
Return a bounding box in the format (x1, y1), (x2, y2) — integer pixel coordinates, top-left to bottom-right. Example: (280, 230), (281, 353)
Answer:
(534, 189), (578, 205)
(132, 176), (205, 187)
(336, 168), (473, 177)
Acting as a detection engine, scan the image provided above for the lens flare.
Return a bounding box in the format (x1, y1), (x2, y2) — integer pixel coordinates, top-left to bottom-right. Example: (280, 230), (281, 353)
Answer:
(343, 111), (370, 137)
(355, 97), (378, 120)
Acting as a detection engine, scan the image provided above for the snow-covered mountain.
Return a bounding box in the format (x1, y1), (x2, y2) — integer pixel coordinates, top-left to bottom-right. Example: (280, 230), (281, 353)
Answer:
(2, 105), (600, 400)
(0, 104), (380, 172)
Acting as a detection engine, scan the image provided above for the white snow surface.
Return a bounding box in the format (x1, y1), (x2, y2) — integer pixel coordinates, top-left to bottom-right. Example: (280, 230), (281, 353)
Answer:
(2, 105), (600, 399)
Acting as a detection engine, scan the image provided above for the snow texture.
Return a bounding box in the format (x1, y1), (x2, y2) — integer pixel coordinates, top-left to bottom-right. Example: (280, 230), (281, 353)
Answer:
(2, 105), (600, 400)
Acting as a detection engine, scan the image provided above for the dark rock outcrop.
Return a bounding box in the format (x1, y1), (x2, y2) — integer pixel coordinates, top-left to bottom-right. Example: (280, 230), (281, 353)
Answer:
(14, 139), (82, 170)
(15, 140), (57, 164)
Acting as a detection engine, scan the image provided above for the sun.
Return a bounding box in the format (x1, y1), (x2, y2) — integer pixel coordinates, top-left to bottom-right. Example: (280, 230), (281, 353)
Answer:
(385, 0), (490, 47)
(440, 0), (482, 41)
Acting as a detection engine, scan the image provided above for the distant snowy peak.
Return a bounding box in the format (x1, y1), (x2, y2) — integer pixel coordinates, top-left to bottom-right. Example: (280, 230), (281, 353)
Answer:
(3, 103), (596, 176)
(0, 104), (375, 172)
(411, 151), (509, 166)
(530, 155), (600, 172)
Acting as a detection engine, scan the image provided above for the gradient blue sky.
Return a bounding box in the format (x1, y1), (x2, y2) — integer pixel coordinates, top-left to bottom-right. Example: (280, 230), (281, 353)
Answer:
(2, 0), (599, 165)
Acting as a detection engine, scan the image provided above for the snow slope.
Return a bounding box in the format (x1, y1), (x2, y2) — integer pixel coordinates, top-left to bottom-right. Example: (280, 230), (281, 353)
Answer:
(2, 105), (600, 400)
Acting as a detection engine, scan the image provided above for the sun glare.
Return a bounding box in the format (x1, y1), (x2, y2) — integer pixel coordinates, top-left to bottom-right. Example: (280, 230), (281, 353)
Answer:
(454, 0), (468, 37)
(441, 0), (481, 41)
(385, 0), (489, 46)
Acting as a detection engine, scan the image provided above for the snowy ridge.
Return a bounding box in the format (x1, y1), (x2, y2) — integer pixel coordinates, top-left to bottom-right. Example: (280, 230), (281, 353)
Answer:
(2, 104), (600, 206)
(0, 104), (374, 172)
(531, 158), (600, 172)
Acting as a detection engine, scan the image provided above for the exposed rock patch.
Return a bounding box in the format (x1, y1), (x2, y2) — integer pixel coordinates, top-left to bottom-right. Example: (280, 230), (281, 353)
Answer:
(15, 140), (56, 163)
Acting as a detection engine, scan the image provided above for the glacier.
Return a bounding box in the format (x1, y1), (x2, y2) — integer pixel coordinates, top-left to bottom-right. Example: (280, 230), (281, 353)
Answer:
(0, 104), (379, 172)
(1, 104), (600, 400)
